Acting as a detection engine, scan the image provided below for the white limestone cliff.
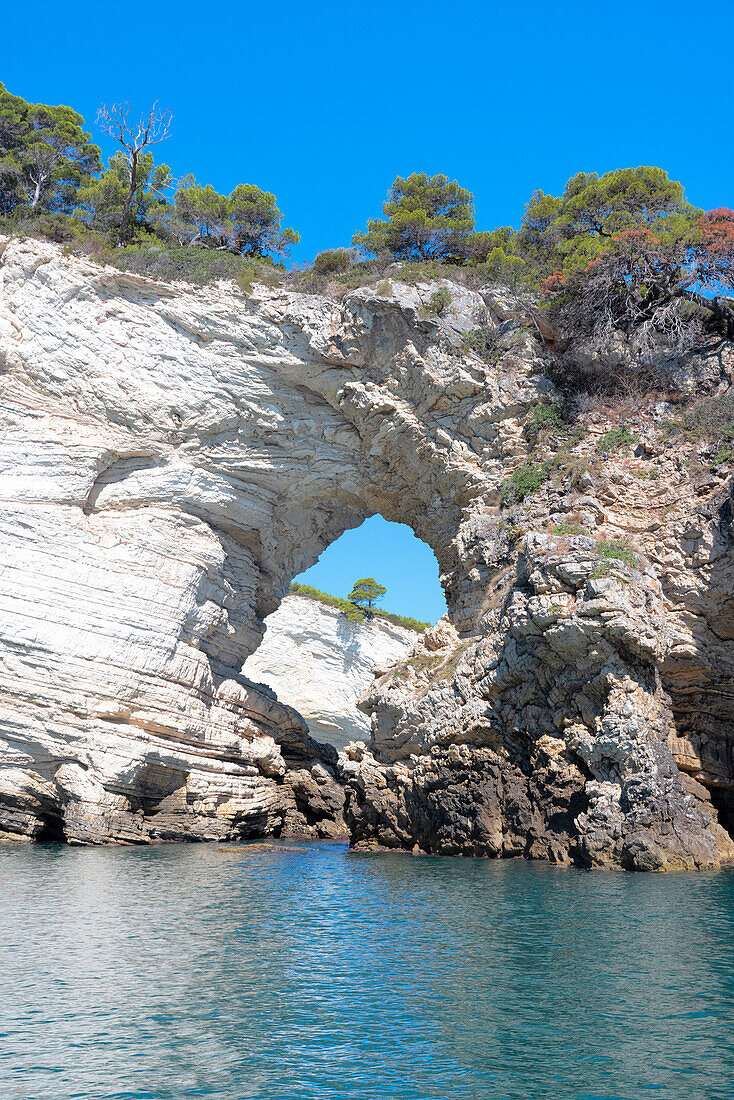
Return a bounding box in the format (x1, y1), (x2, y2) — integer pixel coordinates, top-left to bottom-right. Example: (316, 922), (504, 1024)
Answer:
(0, 235), (732, 867)
(243, 594), (417, 749)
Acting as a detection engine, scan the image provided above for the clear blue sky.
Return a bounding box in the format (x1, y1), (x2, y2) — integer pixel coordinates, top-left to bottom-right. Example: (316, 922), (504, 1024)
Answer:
(293, 517), (448, 624)
(5, 0), (732, 623)
(4, 0), (731, 268)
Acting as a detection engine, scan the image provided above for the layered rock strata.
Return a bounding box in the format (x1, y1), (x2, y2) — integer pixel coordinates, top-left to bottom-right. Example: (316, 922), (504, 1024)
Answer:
(0, 238), (519, 844)
(0, 236), (732, 867)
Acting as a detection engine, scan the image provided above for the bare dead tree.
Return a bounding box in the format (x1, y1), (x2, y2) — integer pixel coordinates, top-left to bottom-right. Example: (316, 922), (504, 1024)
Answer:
(96, 101), (172, 245)
(26, 141), (60, 208)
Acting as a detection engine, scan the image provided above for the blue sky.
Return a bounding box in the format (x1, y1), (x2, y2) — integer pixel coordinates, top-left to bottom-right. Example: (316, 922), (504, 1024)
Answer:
(5, 0), (732, 623)
(4, 0), (731, 268)
(293, 517), (448, 624)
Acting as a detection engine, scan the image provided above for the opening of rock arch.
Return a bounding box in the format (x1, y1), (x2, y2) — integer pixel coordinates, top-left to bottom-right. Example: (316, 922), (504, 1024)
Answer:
(243, 517), (447, 750)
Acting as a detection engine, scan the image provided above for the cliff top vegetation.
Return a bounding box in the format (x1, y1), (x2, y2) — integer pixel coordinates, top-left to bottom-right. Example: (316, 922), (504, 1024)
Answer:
(2, 81), (733, 391)
(288, 582), (429, 633)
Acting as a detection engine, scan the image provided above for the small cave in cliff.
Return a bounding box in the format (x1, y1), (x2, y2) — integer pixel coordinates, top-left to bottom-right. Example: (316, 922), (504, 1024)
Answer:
(243, 517), (446, 752)
(710, 789), (734, 838)
(666, 686), (734, 847)
(35, 814), (67, 844)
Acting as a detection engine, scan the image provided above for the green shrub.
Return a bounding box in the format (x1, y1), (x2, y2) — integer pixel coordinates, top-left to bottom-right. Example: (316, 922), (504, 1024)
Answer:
(596, 425), (637, 454)
(461, 323), (500, 364)
(313, 248), (352, 275)
(378, 610), (431, 632)
(398, 260), (457, 285)
(595, 540), (636, 567)
(664, 393), (734, 464)
(500, 461), (550, 505)
(524, 402), (565, 444)
(111, 245), (284, 287)
(7, 211), (110, 255)
(680, 392), (734, 439)
(552, 523), (588, 535)
(8, 211), (83, 243)
(590, 561), (631, 584)
(424, 287), (452, 316)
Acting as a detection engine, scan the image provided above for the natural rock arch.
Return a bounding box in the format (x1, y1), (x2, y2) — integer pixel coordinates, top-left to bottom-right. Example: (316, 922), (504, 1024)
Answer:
(0, 238), (510, 844)
(242, 517), (439, 749)
(0, 237), (732, 869)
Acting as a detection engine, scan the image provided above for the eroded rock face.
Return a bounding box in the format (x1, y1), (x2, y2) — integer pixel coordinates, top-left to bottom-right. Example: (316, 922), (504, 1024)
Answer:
(344, 536), (729, 869)
(0, 237), (732, 866)
(243, 594), (417, 749)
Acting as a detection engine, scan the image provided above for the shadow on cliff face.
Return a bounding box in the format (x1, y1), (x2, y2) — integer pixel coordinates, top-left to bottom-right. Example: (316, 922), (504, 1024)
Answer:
(35, 814), (67, 844)
(661, 480), (734, 851)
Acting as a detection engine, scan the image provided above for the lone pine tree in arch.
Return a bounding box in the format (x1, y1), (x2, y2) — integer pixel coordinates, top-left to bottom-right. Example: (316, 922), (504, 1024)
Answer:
(348, 578), (387, 619)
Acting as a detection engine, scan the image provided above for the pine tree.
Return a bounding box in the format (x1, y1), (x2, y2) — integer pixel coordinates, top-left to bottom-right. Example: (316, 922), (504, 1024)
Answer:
(347, 578), (387, 618)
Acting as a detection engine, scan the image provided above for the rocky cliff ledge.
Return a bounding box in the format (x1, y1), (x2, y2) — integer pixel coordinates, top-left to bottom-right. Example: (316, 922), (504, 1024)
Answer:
(243, 593), (416, 749)
(1, 236), (732, 867)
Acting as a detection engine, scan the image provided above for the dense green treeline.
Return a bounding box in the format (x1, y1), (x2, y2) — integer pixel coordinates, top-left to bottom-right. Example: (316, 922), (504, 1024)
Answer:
(0, 85), (101, 215)
(2, 81), (733, 360)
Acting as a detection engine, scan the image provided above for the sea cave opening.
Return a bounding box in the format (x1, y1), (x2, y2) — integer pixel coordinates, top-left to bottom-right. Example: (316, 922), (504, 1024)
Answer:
(243, 516), (447, 751)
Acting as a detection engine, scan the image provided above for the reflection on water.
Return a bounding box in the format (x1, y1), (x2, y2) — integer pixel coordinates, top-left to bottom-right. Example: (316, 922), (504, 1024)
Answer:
(1, 841), (733, 1100)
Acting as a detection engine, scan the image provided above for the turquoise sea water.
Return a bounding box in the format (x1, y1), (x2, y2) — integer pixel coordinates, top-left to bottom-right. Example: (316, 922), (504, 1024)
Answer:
(1, 841), (732, 1100)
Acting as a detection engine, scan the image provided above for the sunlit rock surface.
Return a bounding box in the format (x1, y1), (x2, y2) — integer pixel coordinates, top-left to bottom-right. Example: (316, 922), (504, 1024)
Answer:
(243, 594), (417, 749)
(344, 536), (734, 869)
(0, 237), (513, 845)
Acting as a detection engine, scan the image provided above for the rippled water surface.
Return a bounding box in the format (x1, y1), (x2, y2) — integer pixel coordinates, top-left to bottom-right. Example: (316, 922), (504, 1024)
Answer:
(1, 841), (733, 1100)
